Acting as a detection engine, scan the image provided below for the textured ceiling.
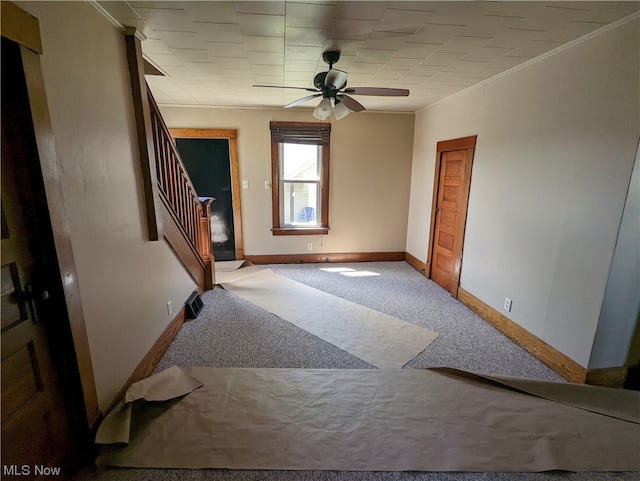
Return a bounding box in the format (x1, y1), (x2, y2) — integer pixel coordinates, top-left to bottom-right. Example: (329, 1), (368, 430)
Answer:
(96, 1), (640, 112)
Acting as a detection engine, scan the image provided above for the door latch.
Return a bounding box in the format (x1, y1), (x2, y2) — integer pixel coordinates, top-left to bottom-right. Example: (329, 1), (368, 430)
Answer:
(24, 284), (48, 323)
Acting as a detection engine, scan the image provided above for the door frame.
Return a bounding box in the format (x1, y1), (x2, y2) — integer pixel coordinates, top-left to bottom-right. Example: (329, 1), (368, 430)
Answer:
(169, 129), (244, 259)
(1, 0), (99, 445)
(426, 135), (477, 298)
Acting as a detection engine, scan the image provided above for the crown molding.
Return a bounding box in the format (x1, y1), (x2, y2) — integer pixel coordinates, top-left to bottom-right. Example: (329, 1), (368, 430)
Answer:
(89, 1), (146, 41)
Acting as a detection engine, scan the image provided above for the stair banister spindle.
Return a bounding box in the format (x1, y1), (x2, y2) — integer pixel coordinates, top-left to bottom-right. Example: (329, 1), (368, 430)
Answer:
(146, 85), (208, 260)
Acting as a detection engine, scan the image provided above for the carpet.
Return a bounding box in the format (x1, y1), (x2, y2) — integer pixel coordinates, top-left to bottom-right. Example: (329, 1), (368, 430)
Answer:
(215, 265), (439, 370)
(96, 366), (640, 472)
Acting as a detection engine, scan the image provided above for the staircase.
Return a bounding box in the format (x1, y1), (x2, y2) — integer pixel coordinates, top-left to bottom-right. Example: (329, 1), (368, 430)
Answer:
(147, 89), (215, 290)
(124, 31), (214, 291)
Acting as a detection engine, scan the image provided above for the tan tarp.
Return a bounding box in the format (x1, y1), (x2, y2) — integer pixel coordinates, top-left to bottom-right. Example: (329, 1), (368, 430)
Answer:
(95, 366), (203, 445)
(432, 367), (640, 423)
(214, 260), (254, 273)
(96, 367), (640, 472)
(216, 267), (439, 370)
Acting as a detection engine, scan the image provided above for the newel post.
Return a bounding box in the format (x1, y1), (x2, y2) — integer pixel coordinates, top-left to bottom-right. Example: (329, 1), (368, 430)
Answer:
(198, 197), (215, 289)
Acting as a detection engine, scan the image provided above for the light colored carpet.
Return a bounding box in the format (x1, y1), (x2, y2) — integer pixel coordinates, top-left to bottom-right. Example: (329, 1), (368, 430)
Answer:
(82, 261), (639, 481)
(217, 266), (438, 370)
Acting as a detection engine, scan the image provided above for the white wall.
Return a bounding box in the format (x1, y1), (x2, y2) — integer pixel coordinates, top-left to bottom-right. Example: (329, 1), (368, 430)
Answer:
(18, 2), (197, 410)
(406, 18), (640, 368)
(159, 107), (415, 256)
(590, 147), (640, 369)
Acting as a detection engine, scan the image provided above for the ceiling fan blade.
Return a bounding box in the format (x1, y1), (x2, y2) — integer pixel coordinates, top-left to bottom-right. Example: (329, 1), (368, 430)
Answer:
(253, 84), (319, 92)
(324, 69), (348, 90)
(284, 94), (322, 108)
(343, 87), (410, 97)
(338, 94), (365, 112)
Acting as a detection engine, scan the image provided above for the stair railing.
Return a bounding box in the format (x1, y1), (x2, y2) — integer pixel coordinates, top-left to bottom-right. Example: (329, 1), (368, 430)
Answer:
(147, 87), (213, 282)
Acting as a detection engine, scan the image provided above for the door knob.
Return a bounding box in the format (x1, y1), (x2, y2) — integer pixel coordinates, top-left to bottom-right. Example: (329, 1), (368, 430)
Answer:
(24, 285), (49, 323)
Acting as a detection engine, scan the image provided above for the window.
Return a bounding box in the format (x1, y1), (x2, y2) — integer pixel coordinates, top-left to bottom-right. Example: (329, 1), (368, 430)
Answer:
(270, 121), (330, 235)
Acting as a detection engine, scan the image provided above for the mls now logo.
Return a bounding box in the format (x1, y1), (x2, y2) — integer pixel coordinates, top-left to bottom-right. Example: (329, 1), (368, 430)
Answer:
(3, 465), (62, 476)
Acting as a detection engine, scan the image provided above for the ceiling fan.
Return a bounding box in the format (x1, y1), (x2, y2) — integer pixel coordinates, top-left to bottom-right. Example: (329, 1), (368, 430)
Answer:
(253, 50), (410, 120)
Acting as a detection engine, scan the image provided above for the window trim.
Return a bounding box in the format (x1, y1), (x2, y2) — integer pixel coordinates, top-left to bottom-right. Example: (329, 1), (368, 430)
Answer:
(270, 121), (330, 236)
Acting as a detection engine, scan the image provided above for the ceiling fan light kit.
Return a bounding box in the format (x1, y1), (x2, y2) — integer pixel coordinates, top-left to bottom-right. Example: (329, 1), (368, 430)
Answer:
(254, 50), (410, 121)
(313, 98), (332, 120)
(334, 100), (351, 120)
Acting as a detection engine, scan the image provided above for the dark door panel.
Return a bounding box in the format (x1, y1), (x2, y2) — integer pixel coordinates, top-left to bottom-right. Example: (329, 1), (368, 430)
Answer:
(176, 138), (236, 261)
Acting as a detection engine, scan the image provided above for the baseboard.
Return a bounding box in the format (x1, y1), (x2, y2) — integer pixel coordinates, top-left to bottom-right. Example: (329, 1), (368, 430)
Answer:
(586, 366), (629, 388)
(242, 251), (588, 383)
(405, 252), (427, 276)
(457, 288), (587, 383)
(103, 306), (186, 416)
(245, 252), (406, 264)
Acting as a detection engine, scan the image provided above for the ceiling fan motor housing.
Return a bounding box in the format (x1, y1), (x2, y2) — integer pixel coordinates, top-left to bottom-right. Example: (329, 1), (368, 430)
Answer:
(322, 50), (341, 66)
(315, 50), (344, 95)
(314, 72), (328, 90)
(314, 72), (345, 95)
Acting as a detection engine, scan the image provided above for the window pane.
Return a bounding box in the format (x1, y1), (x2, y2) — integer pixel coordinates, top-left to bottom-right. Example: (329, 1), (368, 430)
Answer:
(282, 143), (319, 181)
(282, 182), (320, 226)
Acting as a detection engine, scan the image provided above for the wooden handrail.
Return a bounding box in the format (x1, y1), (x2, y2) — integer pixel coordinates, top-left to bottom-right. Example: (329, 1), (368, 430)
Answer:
(125, 29), (213, 289)
(147, 87), (214, 278)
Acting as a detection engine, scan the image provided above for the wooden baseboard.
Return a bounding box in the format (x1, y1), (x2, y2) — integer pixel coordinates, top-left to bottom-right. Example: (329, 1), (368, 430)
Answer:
(457, 288), (587, 383)
(103, 306), (186, 416)
(586, 366), (629, 388)
(405, 252), (427, 276)
(245, 252), (405, 264)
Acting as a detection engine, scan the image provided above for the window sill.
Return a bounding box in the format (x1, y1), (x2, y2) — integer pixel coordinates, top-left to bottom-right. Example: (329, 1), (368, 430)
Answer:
(272, 227), (329, 236)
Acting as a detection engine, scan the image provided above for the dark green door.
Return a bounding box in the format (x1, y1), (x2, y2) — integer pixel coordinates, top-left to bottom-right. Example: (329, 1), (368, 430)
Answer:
(176, 138), (235, 261)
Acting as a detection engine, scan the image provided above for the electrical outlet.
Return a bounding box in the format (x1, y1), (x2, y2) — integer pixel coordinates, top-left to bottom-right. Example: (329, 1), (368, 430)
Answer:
(167, 300), (173, 315)
(504, 297), (512, 312)
(241, 180), (249, 189)
(307, 243), (313, 251)
(264, 180), (271, 189)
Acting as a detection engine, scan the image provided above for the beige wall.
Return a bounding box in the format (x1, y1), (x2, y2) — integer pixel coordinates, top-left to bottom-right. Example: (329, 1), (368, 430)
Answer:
(406, 18), (640, 367)
(160, 107), (415, 256)
(18, 2), (197, 410)
(590, 146), (640, 369)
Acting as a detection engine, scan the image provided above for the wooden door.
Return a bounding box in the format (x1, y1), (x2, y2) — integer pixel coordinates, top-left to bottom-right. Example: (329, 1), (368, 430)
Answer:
(1, 37), (76, 476)
(428, 136), (476, 297)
